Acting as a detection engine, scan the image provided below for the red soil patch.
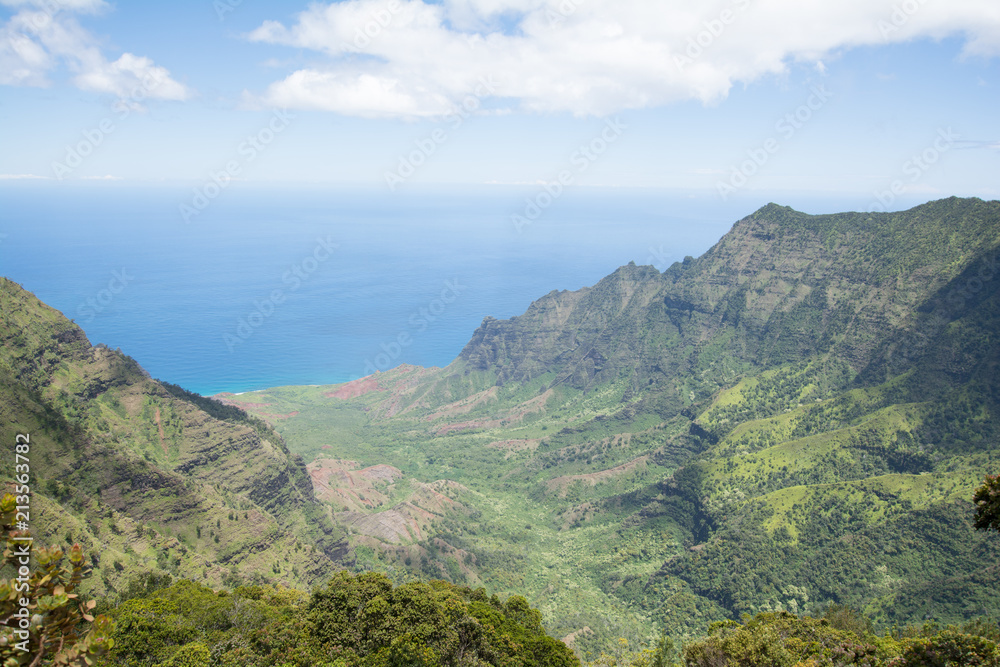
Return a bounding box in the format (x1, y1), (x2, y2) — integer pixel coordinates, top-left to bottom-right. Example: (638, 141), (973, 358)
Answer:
(547, 456), (649, 496)
(424, 387), (498, 422)
(307, 459), (404, 510)
(431, 390), (554, 436)
(325, 375), (385, 399)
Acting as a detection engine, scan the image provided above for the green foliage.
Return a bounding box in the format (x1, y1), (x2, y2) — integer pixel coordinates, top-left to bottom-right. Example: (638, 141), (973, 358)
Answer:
(7, 197), (1000, 657)
(0, 492), (114, 666)
(97, 572), (577, 666)
(896, 629), (1000, 666)
(682, 611), (882, 666)
(307, 571), (579, 666)
(366, 634), (441, 666)
(823, 604), (875, 638)
(973, 474), (1000, 534)
(204, 198), (1000, 649)
(154, 642), (211, 667)
(158, 381), (286, 448)
(677, 611), (1000, 667)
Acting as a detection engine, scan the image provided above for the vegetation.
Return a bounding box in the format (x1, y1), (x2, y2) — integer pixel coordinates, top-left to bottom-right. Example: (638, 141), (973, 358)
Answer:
(223, 198), (1000, 652)
(94, 571), (578, 667)
(3, 198), (1000, 660)
(1, 492), (114, 666)
(974, 474), (1000, 534)
(679, 610), (1000, 667)
(0, 276), (350, 603)
(87, 574), (1000, 667)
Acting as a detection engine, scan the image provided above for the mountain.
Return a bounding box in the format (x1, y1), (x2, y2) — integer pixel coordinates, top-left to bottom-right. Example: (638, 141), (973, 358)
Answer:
(460, 197), (999, 398)
(0, 277), (349, 597)
(221, 197), (1000, 652)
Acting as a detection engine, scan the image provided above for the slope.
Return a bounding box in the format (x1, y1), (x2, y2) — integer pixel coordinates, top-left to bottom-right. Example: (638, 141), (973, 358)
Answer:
(220, 197), (1000, 652)
(0, 277), (348, 598)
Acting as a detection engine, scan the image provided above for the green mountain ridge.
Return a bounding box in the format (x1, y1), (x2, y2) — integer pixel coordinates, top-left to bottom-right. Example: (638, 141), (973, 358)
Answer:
(218, 197), (1000, 652)
(460, 198), (1000, 399)
(2, 196), (999, 659)
(0, 277), (350, 597)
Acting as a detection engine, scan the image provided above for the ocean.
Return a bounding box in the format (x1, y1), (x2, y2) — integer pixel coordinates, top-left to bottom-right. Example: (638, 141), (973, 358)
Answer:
(0, 183), (850, 395)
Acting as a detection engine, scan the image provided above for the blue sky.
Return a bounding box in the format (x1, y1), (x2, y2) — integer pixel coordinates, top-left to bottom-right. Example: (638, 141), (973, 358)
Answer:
(1, 0), (998, 208)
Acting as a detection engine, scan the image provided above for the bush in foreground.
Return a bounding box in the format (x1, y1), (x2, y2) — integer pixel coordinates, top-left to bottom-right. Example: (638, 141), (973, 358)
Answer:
(97, 571), (578, 666)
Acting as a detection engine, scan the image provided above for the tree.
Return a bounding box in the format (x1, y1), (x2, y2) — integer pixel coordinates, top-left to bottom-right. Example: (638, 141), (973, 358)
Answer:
(0, 492), (114, 666)
(155, 641), (211, 667)
(898, 629), (1000, 666)
(973, 474), (1000, 534)
(306, 571), (580, 665)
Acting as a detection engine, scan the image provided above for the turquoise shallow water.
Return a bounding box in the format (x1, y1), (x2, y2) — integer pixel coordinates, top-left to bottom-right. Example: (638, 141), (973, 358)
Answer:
(0, 183), (829, 395)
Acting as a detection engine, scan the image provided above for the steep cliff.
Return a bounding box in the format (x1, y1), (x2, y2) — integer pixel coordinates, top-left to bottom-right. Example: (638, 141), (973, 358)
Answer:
(0, 277), (347, 595)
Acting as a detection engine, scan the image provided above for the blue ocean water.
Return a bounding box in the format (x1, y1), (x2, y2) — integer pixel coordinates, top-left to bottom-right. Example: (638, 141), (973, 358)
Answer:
(0, 183), (849, 395)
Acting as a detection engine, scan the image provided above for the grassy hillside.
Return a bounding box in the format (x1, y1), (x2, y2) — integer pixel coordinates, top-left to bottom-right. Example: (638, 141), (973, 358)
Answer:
(221, 198), (1000, 654)
(0, 277), (349, 598)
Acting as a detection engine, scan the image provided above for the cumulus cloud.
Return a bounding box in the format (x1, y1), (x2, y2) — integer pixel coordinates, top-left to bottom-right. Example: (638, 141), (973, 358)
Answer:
(0, 0), (190, 102)
(246, 0), (1000, 118)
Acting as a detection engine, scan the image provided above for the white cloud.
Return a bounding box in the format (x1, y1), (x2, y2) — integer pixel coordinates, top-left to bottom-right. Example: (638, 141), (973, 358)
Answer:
(0, 0), (190, 103)
(246, 0), (1000, 118)
(74, 53), (189, 101)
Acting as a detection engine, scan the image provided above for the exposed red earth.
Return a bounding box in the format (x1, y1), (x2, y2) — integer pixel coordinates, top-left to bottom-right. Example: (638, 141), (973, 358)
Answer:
(324, 375), (385, 399)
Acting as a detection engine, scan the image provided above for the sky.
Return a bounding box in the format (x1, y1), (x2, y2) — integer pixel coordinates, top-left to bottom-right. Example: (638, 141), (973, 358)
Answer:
(0, 0), (998, 209)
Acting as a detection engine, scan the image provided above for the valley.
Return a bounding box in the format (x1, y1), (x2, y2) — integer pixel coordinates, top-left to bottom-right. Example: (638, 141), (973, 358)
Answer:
(3, 197), (1000, 661)
(218, 198), (1000, 652)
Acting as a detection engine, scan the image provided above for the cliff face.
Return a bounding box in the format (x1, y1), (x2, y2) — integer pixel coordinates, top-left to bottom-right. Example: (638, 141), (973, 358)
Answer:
(217, 196), (1000, 645)
(459, 263), (664, 387)
(0, 277), (346, 595)
(458, 198), (1000, 403)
